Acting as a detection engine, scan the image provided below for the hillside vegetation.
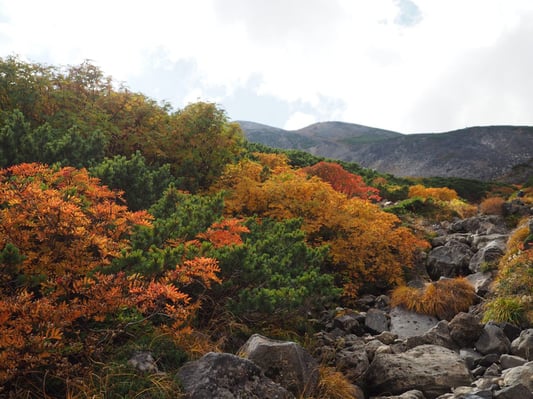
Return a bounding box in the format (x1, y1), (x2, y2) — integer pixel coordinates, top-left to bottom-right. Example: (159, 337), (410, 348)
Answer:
(1, 56), (531, 398)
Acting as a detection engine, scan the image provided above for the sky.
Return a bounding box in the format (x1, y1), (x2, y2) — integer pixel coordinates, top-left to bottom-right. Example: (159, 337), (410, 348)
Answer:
(1, 0), (532, 133)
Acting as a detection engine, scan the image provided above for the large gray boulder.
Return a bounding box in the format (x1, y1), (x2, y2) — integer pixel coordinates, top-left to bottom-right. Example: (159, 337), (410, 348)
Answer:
(511, 329), (533, 360)
(364, 344), (472, 399)
(176, 352), (294, 399)
(238, 334), (318, 397)
(427, 241), (473, 279)
(475, 323), (511, 355)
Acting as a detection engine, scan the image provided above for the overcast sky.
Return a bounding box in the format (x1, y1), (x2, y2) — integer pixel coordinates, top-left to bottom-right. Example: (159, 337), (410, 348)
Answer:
(1, 0), (532, 133)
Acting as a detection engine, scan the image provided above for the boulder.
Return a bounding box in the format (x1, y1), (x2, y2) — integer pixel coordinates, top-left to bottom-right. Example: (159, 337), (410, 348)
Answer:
(333, 313), (363, 335)
(450, 216), (508, 235)
(373, 390), (427, 399)
(502, 361), (533, 391)
(500, 354), (527, 369)
(365, 308), (390, 334)
(336, 343), (369, 382)
(390, 306), (439, 339)
(494, 383), (533, 399)
(475, 323), (511, 355)
(471, 233), (508, 250)
(427, 241), (473, 279)
(238, 334), (318, 397)
(469, 240), (506, 273)
(176, 352), (294, 399)
(511, 329), (533, 360)
(364, 344), (472, 399)
(465, 272), (494, 296)
(448, 313), (484, 348)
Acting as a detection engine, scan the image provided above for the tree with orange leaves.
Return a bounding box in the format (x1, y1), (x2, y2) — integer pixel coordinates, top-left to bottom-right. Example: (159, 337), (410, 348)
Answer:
(0, 163), (223, 390)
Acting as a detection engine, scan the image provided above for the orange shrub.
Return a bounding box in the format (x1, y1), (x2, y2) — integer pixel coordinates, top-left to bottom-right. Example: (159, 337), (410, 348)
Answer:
(479, 196), (505, 215)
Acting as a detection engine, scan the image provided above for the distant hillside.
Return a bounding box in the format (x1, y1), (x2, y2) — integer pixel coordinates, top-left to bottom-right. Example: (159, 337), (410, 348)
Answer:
(238, 121), (533, 183)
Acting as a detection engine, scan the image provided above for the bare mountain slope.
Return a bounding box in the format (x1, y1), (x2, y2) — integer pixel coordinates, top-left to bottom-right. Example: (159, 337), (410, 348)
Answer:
(238, 121), (533, 182)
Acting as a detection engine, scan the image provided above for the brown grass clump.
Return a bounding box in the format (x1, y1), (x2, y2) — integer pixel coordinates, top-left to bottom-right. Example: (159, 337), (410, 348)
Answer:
(479, 196), (505, 215)
(391, 277), (476, 320)
(311, 365), (362, 399)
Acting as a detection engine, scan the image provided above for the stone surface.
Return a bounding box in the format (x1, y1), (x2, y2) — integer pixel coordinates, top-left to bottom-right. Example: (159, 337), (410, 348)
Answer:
(500, 354), (527, 369)
(365, 308), (390, 334)
(373, 390), (427, 399)
(364, 344), (472, 399)
(390, 306), (439, 339)
(469, 239), (506, 273)
(511, 329), (533, 360)
(449, 313), (484, 348)
(494, 383), (533, 399)
(465, 272), (494, 296)
(427, 241), (473, 279)
(238, 334), (318, 397)
(502, 361), (533, 391)
(127, 351), (158, 373)
(475, 323), (511, 355)
(176, 352), (294, 399)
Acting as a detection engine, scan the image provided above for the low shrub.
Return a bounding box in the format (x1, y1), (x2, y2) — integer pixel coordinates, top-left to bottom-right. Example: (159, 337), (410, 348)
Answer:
(479, 196), (505, 215)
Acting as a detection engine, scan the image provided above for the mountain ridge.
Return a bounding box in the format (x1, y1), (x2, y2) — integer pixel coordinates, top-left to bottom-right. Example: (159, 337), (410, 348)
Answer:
(237, 120), (533, 182)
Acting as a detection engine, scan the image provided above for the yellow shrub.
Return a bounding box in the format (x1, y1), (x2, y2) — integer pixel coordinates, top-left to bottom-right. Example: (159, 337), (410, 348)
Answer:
(408, 184), (459, 202)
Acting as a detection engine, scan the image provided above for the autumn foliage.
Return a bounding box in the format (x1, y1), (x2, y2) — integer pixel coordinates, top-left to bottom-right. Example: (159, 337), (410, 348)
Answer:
(479, 196), (505, 215)
(408, 184), (459, 201)
(0, 164), (222, 386)
(220, 157), (428, 298)
(302, 161), (381, 201)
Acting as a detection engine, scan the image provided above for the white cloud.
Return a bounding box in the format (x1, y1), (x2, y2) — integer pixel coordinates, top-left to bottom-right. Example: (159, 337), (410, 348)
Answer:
(284, 111), (318, 130)
(1, 0), (533, 132)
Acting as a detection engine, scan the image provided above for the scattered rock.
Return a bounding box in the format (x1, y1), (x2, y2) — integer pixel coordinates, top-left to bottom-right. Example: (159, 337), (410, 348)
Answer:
(475, 323), (511, 355)
(502, 361), (533, 391)
(364, 344), (472, 399)
(176, 352), (294, 399)
(427, 241), (473, 279)
(365, 308), (390, 334)
(511, 329), (533, 360)
(449, 313), (484, 348)
(127, 351), (158, 373)
(469, 239), (506, 273)
(494, 383), (533, 399)
(238, 334), (318, 397)
(465, 272), (494, 296)
(500, 354), (527, 369)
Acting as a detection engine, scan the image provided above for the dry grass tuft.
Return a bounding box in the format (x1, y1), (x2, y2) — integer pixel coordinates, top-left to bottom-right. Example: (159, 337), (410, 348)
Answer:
(391, 277), (476, 320)
(310, 365), (361, 399)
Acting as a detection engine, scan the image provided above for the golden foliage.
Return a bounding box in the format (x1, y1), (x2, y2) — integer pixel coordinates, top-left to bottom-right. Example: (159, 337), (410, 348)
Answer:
(219, 157), (429, 299)
(479, 196), (505, 215)
(408, 184), (459, 202)
(391, 277), (476, 320)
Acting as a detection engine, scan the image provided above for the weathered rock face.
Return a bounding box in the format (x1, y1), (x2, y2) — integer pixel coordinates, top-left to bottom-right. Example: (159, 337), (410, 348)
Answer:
(475, 323), (511, 355)
(390, 306), (439, 339)
(176, 352), (294, 399)
(502, 361), (533, 391)
(511, 329), (533, 361)
(450, 216), (508, 235)
(427, 241), (473, 279)
(238, 334), (318, 397)
(365, 308), (390, 334)
(448, 313), (484, 348)
(469, 239), (507, 273)
(364, 344), (472, 399)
